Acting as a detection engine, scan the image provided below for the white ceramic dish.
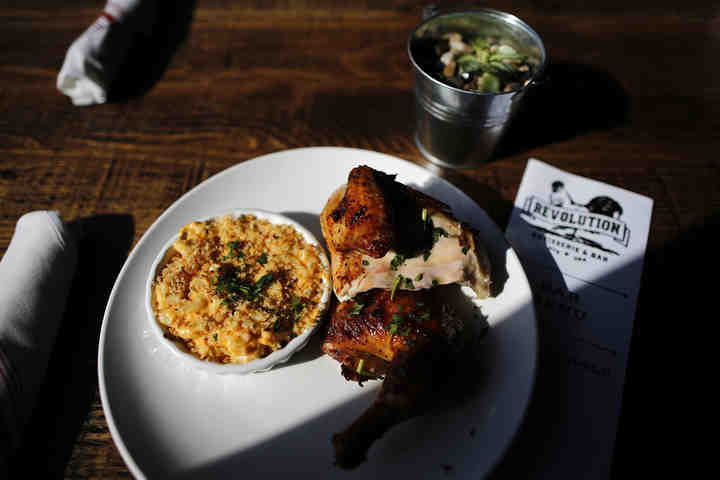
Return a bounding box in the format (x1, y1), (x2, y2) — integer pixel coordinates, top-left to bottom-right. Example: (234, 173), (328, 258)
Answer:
(98, 147), (537, 480)
(145, 209), (331, 375)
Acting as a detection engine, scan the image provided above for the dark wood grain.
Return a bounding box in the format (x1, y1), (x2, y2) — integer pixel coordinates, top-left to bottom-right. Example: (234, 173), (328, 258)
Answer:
(1, 0), (716, 477)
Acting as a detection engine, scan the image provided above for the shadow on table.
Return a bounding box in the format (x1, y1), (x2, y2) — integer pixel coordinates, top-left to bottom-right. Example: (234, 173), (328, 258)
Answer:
(8, 214), (134, 479)
(108, 0), (196, 102)
(495, 61), (630, 158)
(609, 214), (718, 478)
(305, 62), (628, 167)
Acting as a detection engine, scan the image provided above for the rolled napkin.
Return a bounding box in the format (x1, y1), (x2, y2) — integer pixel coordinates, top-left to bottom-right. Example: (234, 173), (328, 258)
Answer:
(56, 0), (155, 106)
(0, 212), (78, 470)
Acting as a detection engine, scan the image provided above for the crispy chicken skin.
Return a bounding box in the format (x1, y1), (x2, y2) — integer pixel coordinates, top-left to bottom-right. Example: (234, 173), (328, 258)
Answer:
(322, 166), (451, 259)
(321, 165), (491, 301)
(321, 289), (444, 381)
(323, 166), (396, 258)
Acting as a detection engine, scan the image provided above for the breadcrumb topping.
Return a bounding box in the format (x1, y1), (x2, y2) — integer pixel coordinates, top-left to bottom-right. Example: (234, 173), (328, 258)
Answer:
(151, 214), (329, 364)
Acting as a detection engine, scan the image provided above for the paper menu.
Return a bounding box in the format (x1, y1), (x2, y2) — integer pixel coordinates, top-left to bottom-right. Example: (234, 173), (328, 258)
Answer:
(502, 159), (653, 479)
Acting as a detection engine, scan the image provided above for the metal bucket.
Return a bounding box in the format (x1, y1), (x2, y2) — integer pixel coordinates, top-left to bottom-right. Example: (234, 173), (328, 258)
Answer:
(408, 8), (547, 169)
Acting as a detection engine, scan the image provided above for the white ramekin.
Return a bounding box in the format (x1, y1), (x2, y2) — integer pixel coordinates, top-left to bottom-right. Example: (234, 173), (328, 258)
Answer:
(145, 209), (331, 375)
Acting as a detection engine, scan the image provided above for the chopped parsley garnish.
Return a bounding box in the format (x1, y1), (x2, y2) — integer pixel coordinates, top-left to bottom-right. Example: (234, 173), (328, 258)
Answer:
(267, 297), (307, 332)
(407, 308), (431, 324)
(290, 296), (304, 311)
(214, 267), (275, 306)
(257, 253), (268, 265)
(390, 275), (403, 301)
(404, 277), (415, 289)
(432, 279), (439, 287)
(349, 301), (364, 316)
(290, 296), (308, 321)
(389, 308), (429, 339)
(213, 333), (218, 341)
(432, 227), (448, 243)
(389, 313), (405, 335)
(389, 254), (405, 271)
(362, 259), (369, 266)
(389, 313), (413, 337)
(224, 241), (244, 260)
(415, 273), (423, 281)
(255, 272), (274, 290)
(462, 245), (470, 255)
(423, 211), (434, 232)
(214, 266), (246, 299)
(356, 359), (381, 379)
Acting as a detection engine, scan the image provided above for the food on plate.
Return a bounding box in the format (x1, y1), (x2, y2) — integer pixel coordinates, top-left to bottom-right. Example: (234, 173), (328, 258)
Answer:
(319, 165), (491, 468)
(322, 287), (463, 383)
(424, 32), (537, 93)
(150, 214), (329, 365)
(330, 315), (460, 469)
(320, 165), (491, 302)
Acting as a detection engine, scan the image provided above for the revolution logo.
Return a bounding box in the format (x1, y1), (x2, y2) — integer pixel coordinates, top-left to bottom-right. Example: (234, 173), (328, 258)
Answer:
(521, 181), (630, 255)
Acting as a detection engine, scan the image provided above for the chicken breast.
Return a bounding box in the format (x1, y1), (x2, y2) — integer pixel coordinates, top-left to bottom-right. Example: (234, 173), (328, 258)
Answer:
(320, 166), (491, 302)
(322, 166), (396, 258)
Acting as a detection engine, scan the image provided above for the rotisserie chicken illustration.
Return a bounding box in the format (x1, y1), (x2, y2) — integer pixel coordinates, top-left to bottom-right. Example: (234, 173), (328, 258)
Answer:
(320, 165), (491, 302)
(319, 165), (492, 468)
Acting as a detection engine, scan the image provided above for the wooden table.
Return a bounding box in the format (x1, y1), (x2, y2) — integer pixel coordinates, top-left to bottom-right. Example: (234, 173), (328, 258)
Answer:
(1, 0), (715, 477)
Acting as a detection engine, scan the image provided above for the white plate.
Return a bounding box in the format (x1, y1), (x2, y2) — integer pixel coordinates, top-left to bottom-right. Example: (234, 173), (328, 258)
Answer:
(98, 147), (537, 480)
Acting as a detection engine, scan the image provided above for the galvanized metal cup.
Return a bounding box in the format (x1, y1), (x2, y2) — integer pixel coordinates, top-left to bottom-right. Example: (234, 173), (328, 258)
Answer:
(408, 8), (547, 169)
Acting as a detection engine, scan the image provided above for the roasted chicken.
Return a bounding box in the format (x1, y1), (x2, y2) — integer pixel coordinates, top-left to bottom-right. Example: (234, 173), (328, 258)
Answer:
(319, 165), (491, 468)
(320, 166), (491, 301)
(322, 287), (464, 468)
(331, 332), (453, 468)
(322, 288), (459, 381)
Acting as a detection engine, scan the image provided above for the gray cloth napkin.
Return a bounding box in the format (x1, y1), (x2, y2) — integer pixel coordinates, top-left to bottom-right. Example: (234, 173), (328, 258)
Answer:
(0, 211), (78, 471)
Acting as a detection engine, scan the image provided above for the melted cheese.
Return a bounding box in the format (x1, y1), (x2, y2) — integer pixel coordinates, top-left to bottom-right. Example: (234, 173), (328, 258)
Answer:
(151, 214), (329, 364)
